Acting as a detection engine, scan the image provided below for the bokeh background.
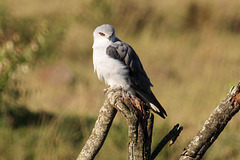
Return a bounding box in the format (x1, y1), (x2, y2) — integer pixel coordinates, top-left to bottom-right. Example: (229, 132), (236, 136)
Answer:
(0, 0), (240, 159)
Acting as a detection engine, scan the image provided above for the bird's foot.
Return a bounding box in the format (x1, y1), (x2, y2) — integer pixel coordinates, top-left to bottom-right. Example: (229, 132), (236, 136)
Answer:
(121, 88), (127, 98)
(119, 88), (128, 103)
(103, 88), (109, 94)
(103, 85), (111, 94)
(129, 95), (146, 118)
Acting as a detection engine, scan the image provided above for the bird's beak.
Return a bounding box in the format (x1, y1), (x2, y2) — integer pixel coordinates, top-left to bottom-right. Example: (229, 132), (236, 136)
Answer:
(108, 33), (114, 40)
(107, 35), (111, 40)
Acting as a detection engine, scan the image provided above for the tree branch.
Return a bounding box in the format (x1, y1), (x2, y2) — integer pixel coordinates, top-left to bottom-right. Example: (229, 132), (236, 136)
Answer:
(107, 88), (153, 160)
(179, 82), (240, 160)
(77, 81), (240, 160)
(145, 113), (154, 159)
(151, 124), (183, 160)
(76, 87), (182, 160)
(76, 99), (117, 160)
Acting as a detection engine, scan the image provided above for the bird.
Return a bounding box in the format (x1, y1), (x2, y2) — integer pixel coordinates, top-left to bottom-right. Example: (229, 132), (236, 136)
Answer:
(92, 24), (167, 118)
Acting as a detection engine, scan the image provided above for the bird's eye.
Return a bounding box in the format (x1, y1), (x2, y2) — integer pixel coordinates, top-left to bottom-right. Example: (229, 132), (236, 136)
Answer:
(99, 32), (105, 36)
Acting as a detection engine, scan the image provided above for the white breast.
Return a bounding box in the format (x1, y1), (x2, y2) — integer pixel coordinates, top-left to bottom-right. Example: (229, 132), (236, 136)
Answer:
(93, 42), (130, 90)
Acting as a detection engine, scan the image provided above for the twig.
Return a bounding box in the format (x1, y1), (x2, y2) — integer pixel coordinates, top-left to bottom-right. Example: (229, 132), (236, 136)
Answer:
(151, 124), (183, 160)
(179, 82), (240, 160)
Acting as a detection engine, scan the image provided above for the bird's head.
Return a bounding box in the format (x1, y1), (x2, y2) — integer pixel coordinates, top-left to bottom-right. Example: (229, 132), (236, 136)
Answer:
(93, 24), (117, 43)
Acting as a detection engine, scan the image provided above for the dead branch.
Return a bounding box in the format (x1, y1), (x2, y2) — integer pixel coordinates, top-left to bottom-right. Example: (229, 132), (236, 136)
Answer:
(76, 99), (117, 160)
(107, 88), (154, 160)
(77, 81), (240, 160)
(179, 82), (240, 160)
(76, 87), (183, 160)
(151, 124), (183, 160)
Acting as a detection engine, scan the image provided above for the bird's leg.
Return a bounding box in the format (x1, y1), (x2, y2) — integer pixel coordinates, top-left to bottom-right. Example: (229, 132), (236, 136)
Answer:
(119, 87), (128, 102)
(121, 87), (126, 98)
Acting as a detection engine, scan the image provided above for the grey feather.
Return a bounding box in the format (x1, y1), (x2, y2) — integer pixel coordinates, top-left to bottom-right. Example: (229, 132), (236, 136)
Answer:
(106, 41), (167, 118)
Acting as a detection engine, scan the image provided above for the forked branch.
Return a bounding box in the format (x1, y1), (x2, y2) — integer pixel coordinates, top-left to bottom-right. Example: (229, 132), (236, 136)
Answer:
(77, 87), (182, 160)
(77, 81), (240, 160)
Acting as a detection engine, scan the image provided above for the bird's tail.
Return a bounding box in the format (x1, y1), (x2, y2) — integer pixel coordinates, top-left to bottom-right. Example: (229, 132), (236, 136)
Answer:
(149, 102), (167, 119)
(136, 90), (167, 119)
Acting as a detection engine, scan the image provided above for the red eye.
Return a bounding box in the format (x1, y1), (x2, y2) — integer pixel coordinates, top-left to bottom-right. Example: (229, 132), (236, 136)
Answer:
(99, 32), (105, 36)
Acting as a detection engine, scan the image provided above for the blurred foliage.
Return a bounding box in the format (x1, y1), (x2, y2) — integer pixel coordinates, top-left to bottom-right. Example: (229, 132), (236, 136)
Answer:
(0, 114), (96, 160)
(0, 2), (66, 122)
(0, 0), (240, 160)
(78, 0), (240, 37)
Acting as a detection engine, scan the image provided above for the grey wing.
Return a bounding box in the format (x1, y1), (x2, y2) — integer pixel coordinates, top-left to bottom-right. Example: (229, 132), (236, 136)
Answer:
(106, 41), (167, 118)
(106, 41), (152, 92)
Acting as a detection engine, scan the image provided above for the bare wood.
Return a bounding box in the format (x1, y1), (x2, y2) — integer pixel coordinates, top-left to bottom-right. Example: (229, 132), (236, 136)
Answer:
(151, 124), (183, 160)
(77, 81), (240, 160)
(76, 99), (117, 160)
(145, 114), (154, 159)
(179, 82), (240, 160)
(107, 88), (153, 160)
(76, 87), (153, 160)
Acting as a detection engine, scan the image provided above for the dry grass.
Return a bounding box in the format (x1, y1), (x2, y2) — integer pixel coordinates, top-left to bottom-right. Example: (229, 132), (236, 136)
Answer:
(1, 0), (240, 159)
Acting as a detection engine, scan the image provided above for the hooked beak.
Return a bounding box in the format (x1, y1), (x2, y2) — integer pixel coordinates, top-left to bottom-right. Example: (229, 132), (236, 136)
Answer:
(108, 33), (115, 41)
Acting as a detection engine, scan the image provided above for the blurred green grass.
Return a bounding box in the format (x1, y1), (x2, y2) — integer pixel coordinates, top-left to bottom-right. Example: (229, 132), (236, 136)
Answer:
(0, 0), (240, 159)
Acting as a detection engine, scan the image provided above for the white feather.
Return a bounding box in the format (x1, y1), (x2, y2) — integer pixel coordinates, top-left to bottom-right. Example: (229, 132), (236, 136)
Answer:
(92, 38), (130, 90)
(150, 103), (160, 113)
